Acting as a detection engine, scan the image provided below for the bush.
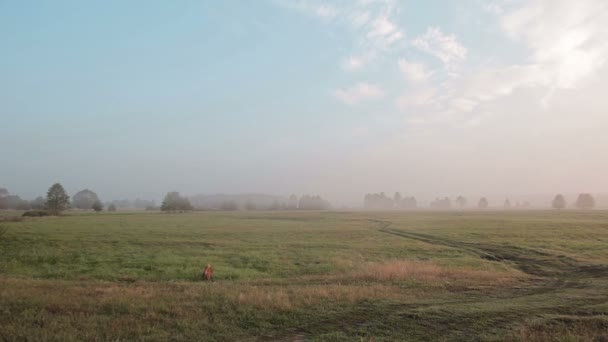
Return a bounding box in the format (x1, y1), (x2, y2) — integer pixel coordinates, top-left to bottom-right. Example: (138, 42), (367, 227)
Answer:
(22, 210), (49, 217)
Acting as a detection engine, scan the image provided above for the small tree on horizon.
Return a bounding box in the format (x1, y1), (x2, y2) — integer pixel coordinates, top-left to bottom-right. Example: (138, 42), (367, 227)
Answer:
(575, 193), (595, 210)
(478, 197), (489, 210)
(161, 191), (193, 212)
(504, 199), (511, 209)
(552, 194), (566, 210)
(456, 196), (467, 209)
(45, 183), (70, 215)
(73, 189), (101, 210)
(108, 203), (117, 212)
(92, 200), (103, 212)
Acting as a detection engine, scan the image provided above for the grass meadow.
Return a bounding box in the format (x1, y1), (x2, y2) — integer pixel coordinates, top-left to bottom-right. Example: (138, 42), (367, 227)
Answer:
(1, 210), (607, 341)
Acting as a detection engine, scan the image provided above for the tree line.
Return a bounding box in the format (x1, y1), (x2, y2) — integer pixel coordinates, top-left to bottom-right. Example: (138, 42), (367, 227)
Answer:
(363, 192), (598, 210)
(364, 192), (417, 209)
(0, 184), (599, 214)
(551, 193), (595, 210)
(159, 192), (331, 212)
(0, 184), (143, 215)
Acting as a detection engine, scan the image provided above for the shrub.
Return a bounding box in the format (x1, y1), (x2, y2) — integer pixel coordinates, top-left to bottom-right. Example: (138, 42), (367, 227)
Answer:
(22, 210), (49, 217)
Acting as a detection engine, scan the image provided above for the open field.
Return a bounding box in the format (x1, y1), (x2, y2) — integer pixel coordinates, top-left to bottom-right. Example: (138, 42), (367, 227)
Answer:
(1, 210), (607, 341)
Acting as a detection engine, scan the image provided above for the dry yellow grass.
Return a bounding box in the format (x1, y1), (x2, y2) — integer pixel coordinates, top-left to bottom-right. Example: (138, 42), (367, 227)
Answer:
(230, 284), (406, 310)
(350, 260), (522, 286)
(0, 258), (522, 319)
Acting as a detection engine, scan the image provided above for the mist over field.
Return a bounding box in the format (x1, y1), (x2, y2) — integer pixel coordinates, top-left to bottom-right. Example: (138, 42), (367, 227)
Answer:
(3, 2), (608, 340)
(1, 0), (608, 208)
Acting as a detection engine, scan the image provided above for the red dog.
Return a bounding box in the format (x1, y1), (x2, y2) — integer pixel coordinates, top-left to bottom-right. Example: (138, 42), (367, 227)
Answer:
(202, 264), (214, 281)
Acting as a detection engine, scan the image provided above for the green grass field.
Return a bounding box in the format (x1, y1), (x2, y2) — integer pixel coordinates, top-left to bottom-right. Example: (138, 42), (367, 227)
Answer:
(1, 210), (607, 341)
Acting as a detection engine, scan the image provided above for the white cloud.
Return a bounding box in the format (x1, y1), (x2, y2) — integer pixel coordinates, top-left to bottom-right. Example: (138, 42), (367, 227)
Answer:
(333, 83), (384, 105)
(342, 55), (365, 71)
(401, 0), (608, 129)
(481, 1), (504, 15)
(398, 59), (432, 82)
(276, 0), (405, 71)
(412, 27), (467, 66)
(368, 16), (397, 37)
(501, 0), (608, 88)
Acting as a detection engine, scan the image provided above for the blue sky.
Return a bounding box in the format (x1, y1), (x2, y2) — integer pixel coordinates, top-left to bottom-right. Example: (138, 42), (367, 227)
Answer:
(2, 0), (608, 205)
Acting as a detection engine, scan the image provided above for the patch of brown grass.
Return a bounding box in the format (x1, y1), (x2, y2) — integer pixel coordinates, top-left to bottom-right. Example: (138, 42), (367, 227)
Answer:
(0, 276), (427, 315)
(350, 260), (522, 286)
(228, 283), (405, 310)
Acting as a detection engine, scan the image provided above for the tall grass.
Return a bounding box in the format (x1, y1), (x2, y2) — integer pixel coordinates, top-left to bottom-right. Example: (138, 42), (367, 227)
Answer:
(351, 260), (521, 286)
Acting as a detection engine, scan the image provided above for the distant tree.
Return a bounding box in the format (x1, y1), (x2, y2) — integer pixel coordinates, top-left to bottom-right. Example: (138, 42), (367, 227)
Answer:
(92, 200), (103, 212)
(0, 189), (33, 210)
(407, 196), (417, 209)
(45, 183), (70, 215)
(161, 192), (193, 212)
(575, 193), (595, 210)
(30, 196), (46, 210)
(456, 196), (467, 209)
(72, 189), (100, 210)
(552, 194), (566, 210)
(108, 203), (117, 212)
(504, 199), (511, 209)
(478, 197), (489, 210)
(1, 195), (25, 210)
(394, 192), (402, 208)
(220, 200), (239, 211)
(299, 195), (330, 210)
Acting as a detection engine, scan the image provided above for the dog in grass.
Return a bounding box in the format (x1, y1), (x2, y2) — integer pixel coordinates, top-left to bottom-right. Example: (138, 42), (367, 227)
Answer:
(202, 264), (214, 281)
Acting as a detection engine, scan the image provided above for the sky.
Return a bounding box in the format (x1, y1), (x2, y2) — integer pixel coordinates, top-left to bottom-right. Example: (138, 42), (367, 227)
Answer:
(1, 0), (608, 206)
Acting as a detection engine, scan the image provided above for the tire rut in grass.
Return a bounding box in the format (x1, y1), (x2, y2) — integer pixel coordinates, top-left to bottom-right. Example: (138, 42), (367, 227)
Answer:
(269, 219), (608, 341)
(367, 219), (608, 339)
(371, 220), (608, 280)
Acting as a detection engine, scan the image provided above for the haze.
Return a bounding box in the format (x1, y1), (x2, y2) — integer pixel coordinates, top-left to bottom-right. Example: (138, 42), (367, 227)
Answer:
(2, 0), (608, 206)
